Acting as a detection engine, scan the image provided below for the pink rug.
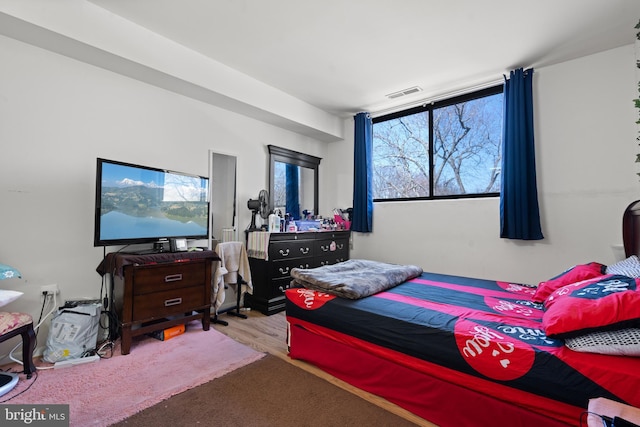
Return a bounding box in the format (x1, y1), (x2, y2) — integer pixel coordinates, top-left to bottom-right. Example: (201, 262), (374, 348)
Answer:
(3, 321), (264, 426)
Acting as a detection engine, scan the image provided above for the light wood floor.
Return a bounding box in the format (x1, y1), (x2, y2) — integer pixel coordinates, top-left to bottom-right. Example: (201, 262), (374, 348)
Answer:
(212, 309), (436, 427)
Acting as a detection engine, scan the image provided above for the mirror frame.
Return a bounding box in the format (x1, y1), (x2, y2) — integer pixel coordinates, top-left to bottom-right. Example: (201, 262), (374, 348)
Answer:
(268, 145), (321, 218)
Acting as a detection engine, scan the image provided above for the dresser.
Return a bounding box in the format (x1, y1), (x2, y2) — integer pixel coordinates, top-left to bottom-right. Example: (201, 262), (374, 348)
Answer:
(98, 251), (218, 354)
(246, 231), (350, 315)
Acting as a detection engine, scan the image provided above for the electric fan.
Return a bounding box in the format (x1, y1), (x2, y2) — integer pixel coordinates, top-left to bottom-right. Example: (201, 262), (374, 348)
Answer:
(247, 189), (270, 231)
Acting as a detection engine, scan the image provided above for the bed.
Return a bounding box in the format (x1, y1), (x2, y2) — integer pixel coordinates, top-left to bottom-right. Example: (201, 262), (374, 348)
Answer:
(285, 201), (640, 427)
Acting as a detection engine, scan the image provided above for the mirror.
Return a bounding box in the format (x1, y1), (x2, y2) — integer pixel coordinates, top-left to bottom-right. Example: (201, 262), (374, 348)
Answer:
(268, 145), (321, 220)
(209, 151), (238, 244)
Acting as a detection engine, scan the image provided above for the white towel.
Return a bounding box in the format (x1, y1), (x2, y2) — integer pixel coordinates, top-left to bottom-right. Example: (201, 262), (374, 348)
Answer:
(212, 241), (253, 312)
(247, 231), (270, 260)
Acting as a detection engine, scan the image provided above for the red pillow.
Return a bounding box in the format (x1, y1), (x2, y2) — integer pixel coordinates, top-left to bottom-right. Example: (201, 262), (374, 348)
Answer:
(532, 262), (606, 303)
(542, 274), (640, 338)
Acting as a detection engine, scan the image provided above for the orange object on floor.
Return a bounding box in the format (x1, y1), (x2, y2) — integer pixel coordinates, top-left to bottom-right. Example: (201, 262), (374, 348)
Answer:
(151, 324), (185, 341)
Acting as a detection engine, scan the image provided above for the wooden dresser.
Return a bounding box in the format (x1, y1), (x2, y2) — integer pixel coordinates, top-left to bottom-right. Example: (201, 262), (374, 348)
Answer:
(98, 251), (218, 354)
(246, 231), (350, 315)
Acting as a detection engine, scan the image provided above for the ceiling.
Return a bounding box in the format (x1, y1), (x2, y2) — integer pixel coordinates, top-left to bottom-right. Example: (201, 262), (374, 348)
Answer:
(88, 0), (640, 118)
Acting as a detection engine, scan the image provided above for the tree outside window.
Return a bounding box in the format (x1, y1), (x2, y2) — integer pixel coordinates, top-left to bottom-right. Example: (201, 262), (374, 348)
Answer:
(372, 86), (503, 201)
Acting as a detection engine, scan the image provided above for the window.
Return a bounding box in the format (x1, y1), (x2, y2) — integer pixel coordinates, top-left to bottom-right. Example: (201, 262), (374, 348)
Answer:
(372, 86), (503, 201)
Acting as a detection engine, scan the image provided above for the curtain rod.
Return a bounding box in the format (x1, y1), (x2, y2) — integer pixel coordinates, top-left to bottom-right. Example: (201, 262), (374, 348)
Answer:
(370, 77), (504, 118)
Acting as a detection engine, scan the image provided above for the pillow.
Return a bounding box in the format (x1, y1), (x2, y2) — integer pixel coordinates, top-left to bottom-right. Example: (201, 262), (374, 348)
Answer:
(532, 262), (605, 303)
(605, 255), (640, 277)
(0, 290), (24, 307)
(542, 274), (640, 338)
(0, 264), (21, 280)
(565, 328), (640, 356)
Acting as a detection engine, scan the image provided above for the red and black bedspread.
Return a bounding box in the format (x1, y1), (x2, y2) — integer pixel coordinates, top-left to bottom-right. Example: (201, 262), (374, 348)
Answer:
(285, 271), (640, 425)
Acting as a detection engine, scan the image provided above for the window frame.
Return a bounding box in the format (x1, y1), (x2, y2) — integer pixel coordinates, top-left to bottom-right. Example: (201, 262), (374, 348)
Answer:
(372, 85), (504, 203)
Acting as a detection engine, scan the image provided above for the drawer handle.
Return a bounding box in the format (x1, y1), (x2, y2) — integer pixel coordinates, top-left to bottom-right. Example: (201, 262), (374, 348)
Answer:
(300, 247), (310, 255)
(320, 245), (329, 252)
(279, 266), (290, 275)
(164, 274), (183, 283)
(164, 297), (182, 307)
(320, 260), (329, 266)
(279, 248), (290, 257)
(278, 285), (289, 293)
(337, 243), (344, 250)
(298, 263), (310, 269)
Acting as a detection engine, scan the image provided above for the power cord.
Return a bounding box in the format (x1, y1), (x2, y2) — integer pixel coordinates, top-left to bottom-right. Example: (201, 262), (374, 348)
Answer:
(99, 247), (120, 343)
(0, 370), (37, 403)
(580, 411), (612, 427)
(82, 340), (114, 360)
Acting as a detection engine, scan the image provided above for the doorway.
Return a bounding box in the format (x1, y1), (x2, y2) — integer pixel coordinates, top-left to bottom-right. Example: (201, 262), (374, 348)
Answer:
(208, 151), (238, 246)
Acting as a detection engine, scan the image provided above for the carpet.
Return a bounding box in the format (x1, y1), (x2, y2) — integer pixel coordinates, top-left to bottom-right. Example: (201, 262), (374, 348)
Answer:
(2, 320), (264, 426)
(112, 354), (421, 427)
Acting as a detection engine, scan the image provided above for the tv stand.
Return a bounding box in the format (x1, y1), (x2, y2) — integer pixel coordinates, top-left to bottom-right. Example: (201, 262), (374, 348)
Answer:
(98, 251), (218, 354)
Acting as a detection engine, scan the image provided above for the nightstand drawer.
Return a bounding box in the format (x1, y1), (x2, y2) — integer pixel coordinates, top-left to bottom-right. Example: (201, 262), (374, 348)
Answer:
(133, 262), (205, 295)
(132, 285), (205, 322)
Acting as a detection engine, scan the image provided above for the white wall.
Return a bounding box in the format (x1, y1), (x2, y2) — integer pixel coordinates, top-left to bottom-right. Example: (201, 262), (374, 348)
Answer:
(0, 34), (328, 363)
(1, 32), (637, 366)
(325, 44), (639, 286)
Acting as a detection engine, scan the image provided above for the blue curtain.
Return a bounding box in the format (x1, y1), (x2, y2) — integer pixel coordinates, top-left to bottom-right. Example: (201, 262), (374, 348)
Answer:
(352, 112), (373, 232)
(285, 163), (300, 220)
(500, 68), (543, 240)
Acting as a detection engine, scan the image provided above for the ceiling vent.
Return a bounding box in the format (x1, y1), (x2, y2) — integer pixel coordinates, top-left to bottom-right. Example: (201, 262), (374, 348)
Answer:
(386, 86), (423, 99)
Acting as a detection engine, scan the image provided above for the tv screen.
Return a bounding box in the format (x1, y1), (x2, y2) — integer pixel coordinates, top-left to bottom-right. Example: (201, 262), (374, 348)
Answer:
(94, 158), (209, 247)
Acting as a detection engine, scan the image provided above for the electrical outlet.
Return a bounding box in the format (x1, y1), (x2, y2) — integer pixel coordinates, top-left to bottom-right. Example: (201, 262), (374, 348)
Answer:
(41, 284), (59, 295)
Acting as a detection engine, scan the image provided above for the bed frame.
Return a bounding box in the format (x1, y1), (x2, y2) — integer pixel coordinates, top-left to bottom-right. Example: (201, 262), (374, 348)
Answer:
(286, 200), (640, 427)
(623, 200), (640, 257)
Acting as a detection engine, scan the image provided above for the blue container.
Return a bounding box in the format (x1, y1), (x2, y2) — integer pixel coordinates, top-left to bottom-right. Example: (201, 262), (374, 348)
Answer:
(295, 220), (322, 231)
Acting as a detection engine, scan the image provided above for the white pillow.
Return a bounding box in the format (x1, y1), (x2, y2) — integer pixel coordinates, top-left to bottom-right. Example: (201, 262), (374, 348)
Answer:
(0, 290), (23, 308)
(565, 328), (640, 356)
(605, 255), (640, 277)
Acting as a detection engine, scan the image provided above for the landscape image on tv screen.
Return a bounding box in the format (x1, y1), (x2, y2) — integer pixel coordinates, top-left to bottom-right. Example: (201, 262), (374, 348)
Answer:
(98, 161), (209, 243)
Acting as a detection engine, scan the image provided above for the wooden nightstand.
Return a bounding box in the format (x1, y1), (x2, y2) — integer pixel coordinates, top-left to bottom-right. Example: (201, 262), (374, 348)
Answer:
(98, 251), (218, 354)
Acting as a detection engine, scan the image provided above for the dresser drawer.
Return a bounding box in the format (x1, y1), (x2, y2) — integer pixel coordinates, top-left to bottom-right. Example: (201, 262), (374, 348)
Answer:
(269, 258), (313, 279)
(268, 277), (293, 299)
(132, 285), (205, 321)
(314, 237), (349, 267)
(318, 231), (350, 240)
(132, 262), (205, 295)
(314, 238), (349, 257)
(316, 255), (349, 267)
(269, 240), (314, 261)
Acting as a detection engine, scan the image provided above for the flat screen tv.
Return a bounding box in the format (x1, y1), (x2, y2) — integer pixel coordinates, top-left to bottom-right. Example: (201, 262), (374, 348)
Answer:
(94, 158), (209, 247)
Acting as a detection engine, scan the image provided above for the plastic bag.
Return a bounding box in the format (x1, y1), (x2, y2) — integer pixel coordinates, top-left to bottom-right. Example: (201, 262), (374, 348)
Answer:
(43, 303), (101, 363)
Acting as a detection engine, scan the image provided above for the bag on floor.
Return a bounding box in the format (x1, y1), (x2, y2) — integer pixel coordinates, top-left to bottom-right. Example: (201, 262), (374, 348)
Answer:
(43, 303), (101, 363)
